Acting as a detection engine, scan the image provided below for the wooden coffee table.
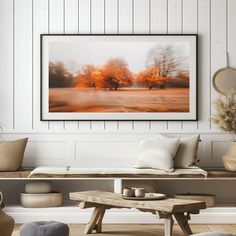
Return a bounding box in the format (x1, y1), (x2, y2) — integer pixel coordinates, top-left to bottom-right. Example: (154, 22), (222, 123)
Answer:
(70, 190), (206, 236)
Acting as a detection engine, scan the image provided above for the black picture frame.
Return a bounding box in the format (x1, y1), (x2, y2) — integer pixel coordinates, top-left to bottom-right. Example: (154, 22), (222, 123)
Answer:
(41, 34), (198, 121)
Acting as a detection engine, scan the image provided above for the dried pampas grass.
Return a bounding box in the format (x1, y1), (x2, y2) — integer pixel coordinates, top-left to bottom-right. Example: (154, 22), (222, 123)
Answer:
(211, 90), (236, 140)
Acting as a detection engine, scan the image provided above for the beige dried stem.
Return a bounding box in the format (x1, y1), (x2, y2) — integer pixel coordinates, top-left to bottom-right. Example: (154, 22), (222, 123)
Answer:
(211, 89), (236, 141)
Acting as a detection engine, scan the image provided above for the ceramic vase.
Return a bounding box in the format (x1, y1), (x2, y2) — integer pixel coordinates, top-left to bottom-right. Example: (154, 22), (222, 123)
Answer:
(222, 142), (236, 171)
(0, 192), (14, 236)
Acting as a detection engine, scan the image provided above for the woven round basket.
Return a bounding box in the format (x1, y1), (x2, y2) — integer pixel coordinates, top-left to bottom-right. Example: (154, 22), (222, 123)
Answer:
(20, 192), (63, 208)
(173, 193), (216, 207)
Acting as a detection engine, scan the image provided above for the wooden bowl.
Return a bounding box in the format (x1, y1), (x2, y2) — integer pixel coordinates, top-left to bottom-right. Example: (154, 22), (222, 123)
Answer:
(173, 193), (216, 207)
(20, 192), (63, 208)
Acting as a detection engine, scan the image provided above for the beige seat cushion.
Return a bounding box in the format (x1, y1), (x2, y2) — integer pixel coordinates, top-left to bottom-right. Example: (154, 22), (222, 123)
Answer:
(0, 138), (28, 171)
(158, 134), (200, 168)
(29, 166), (208, 178)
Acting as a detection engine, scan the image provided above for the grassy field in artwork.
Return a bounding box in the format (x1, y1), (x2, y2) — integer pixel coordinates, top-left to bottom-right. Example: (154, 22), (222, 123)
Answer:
(49, 88), (189, 113)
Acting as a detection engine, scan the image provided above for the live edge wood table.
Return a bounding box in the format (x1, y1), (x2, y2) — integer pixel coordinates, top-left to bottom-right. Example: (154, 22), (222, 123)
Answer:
(69, 190), (206, 236)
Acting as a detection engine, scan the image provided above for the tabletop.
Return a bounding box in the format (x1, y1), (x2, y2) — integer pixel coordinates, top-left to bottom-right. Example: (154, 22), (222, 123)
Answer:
(70, 190), (206, 213)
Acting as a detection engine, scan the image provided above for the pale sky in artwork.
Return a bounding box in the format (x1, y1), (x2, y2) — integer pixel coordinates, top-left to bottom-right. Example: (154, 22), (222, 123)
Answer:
(49, 41), (189, 75)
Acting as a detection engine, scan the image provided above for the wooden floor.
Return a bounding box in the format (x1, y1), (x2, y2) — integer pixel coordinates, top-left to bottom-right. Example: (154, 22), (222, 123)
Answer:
(12, 224), (236, 235)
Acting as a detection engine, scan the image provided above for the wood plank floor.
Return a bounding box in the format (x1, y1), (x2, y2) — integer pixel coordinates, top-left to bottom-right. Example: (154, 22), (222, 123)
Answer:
(12, 224), (236, 235)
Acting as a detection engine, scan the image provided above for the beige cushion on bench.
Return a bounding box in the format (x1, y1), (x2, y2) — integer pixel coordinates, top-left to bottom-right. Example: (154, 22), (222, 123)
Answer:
(29, 167), (207, 178)
(158, 134), (200, 168)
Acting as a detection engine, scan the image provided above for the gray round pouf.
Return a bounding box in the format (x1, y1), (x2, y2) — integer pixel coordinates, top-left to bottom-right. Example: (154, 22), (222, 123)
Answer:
(191, 233), (235, 236)
(20, 221), (69, 236)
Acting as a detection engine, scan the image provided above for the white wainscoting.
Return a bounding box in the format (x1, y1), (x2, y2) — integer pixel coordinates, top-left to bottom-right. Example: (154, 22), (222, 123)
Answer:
(1, 132), (232, 168)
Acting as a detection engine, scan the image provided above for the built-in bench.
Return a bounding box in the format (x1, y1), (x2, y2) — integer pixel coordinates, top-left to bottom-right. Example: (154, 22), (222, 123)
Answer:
(2, 167), (236, 224)
(1, 167), (236, 179)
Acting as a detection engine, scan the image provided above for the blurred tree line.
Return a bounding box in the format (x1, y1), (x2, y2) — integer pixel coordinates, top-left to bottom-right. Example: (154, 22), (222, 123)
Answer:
(49, 62), (73, 88)
(49, 46), (189, 90)
(75, 58), (133, 90)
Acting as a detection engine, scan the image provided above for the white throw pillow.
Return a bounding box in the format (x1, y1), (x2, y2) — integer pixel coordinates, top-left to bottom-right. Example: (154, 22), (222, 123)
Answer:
(158, 134), (200, 168)
(134, 138), (180, 172)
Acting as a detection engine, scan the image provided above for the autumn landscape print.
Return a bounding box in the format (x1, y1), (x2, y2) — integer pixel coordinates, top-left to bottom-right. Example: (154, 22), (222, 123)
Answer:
(47, 36), (191, 116)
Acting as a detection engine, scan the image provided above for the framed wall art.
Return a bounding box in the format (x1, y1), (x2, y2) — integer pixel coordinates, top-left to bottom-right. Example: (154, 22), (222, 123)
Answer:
(41, 34), (197, 121)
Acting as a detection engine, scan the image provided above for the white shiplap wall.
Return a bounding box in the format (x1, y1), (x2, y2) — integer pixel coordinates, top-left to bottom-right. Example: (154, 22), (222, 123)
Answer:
(0, 0), (235, 168)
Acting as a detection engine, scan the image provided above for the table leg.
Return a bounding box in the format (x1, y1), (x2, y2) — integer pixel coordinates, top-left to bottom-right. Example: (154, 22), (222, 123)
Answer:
(84, 207), (106, 234)
(96, 208), (106, 233)
(174, 212), (193, 236)
(164, 215), (174, 236)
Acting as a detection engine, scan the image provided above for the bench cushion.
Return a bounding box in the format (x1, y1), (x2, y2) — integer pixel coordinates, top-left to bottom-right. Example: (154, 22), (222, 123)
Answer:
(29, 167), (207, 178)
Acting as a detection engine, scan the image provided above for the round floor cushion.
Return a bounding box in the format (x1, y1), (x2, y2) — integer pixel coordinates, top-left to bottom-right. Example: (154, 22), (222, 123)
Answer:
(20, 221), (69, 236)
(192, 233), (235, 236)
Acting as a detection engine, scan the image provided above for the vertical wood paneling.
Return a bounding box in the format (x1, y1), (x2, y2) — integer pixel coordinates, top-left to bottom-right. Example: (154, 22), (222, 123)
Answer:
(14, 0), (32, 131)
(133, 0), (149, 33)
(183, 0), (197, 33)
(91, 0), (104, 34)
(197, 0), (211, 130)
(0, 0), (233, 134)
(167, 0), (183, 131)
(133, 0), (150, 131)
(104, 0), (119, 131)
(168, 0), (182, 33)
(150, 0), (167, 34)
(78, 0), (91, 131)
(64, 0), (79, 131)
(65, 0), (79, 33)
(48, 0), (64, 32)
(118, 0), (133, 131)
(149, 0), (168, 132)
(182, 0), (198, 131)
(119, 0), (132, 34)
(228, 1), (236, 71)
(33, 0), (49, 131)
(90, 0), (106, 131)
(78, 0), (90, 34)
(105, 0), (117, 34)
(0, 0), (14, 131)
(48, 0), (65, 131)
(211, 0), (227, 130)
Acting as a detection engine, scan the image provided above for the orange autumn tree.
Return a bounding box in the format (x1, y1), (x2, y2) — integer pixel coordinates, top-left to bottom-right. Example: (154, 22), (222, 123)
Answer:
(98, 58), (133, 90)
(75, 58), (133, 90)
(91, 68), (107, 88)
(136, 66), (166, 90)
(75, 64), (96, 88)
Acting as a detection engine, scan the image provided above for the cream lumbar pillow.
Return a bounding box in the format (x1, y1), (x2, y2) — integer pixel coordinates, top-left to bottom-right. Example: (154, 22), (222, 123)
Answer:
(134, 138), (180, 172)
(0, 138), (28, 171)
(158, 134), (200, 168)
